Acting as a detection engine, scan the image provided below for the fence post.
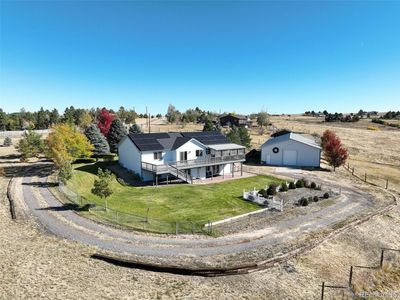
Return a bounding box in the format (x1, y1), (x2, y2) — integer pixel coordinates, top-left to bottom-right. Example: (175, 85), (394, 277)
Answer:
(175, 222), (178, 235)
(364, 172), (367, 182)
(321, 282), (325, 300)
(348, 266), (353, 287)
(380, 249), (385, 268)
(352, 168), (354, 175)
(385, 179), (389, 189)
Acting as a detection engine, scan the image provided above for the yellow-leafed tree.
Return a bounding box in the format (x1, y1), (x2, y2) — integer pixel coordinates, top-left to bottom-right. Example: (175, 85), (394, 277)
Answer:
(46, 123), (93, 183)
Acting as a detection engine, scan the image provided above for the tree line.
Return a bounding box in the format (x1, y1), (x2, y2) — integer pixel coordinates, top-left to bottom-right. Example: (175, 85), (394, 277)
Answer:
(0, 106), (140, 131)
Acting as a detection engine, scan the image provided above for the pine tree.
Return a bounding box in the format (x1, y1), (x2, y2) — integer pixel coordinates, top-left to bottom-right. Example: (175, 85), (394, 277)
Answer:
(226, 126), (251, 148)
(129, 123), (142, 134)
(85, 124), (110, 156)
(203, 119), (214, 131)
(3, 136), (12, 147)
(16, 130), (45, 161)
(107, 119), (127, 153)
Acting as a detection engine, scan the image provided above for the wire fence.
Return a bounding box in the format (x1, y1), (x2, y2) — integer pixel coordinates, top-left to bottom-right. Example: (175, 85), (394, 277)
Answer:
(57, 182), (212, 235)
(343, 162), (398, 192)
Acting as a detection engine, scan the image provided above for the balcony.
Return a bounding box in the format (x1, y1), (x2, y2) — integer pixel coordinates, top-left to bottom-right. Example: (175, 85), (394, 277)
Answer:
(141, 153), (245, 174)
(170, 154), (245, 169)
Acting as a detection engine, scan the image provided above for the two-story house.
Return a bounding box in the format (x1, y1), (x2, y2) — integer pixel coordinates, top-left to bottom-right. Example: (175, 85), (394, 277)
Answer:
(118, 131), (246, 184)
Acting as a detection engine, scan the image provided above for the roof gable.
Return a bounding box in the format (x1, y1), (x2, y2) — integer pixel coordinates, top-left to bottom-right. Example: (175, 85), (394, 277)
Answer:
(262, 132), (321, 149)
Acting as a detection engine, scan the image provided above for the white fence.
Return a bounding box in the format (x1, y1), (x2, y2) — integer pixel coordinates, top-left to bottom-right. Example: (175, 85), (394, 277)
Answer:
(243, 188), (283, 212)
(0, 129), (50, 138)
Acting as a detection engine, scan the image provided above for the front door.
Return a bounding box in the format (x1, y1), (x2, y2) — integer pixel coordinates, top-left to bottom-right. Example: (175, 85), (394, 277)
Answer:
(180, 151), (188, 161)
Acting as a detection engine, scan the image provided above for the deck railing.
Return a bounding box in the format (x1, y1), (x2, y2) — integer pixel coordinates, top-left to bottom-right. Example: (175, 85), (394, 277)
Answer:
(141, 154), (245, 174)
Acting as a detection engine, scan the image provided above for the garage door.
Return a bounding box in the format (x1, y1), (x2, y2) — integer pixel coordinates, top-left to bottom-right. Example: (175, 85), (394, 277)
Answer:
(283, 150), (297, 165)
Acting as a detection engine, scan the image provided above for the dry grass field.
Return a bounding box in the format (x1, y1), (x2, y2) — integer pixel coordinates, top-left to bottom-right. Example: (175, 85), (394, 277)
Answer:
(267, 115), (400, 192)
(1, 117), (399, 299)
(137, 115), (400, 192)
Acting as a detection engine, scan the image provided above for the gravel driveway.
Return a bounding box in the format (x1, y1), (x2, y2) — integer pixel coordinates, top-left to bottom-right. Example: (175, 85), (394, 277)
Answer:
(19, 163), (375, 259)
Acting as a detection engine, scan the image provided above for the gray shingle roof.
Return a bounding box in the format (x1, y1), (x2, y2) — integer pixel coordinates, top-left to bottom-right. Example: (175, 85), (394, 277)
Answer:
(263, 132), (321, 149)
(127, 131), (232, 152)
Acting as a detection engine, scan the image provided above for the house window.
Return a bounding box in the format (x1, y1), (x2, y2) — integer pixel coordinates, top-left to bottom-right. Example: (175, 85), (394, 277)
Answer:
(196, 150), (203, 157)
(153, 152), (162, 160)
(238, 149), (245, 155)
(180, 151), (188, 161)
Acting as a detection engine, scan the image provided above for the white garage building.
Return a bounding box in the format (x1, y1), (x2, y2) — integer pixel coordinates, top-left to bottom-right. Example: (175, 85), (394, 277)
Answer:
(261, 132), (321, 167)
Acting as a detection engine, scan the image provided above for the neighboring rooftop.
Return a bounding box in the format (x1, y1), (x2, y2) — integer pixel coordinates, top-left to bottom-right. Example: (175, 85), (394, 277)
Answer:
(127, 131), (232, 152)
(219, 113), (248, 120)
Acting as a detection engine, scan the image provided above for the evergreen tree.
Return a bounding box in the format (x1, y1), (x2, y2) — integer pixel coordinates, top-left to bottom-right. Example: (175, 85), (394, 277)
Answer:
(16, 130), (45, 161)
(202, 119), (214, 131)
(49, 109), (60, 126)
(0, 109), (7, 131)
(107, 119), (127, 153)
(3, 136), (12, 146)
(227, 127), (251, 148)
(129, 123), (142, 134)
(85, 124), (110, 156)
(35, 107), (48, 129)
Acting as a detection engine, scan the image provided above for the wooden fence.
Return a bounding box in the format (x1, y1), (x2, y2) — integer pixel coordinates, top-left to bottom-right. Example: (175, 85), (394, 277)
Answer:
(343, 162), (393, 191)
(320, 247), (400, 299)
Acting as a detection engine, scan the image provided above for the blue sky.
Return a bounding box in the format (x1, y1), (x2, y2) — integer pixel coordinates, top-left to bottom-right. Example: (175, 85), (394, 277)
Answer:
(0, 1), (399, 114)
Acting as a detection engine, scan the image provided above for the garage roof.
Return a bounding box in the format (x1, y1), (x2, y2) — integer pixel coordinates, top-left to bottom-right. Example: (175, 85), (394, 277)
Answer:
(262, 132), (321, 149)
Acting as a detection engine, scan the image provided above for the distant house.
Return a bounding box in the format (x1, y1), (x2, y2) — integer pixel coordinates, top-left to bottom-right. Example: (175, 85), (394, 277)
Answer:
(261, 132), (321, 167)
(118, 131), (245, 184)
(219, 114), (251, 128)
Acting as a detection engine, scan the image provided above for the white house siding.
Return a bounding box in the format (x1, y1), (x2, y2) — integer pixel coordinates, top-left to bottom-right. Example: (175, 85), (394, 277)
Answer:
(218, 163), (232, 175)
(174, 139), (207, 162)
(141, 151), (167, 165)
(261, 139), (320, 167)
(118, 138), (142, 176)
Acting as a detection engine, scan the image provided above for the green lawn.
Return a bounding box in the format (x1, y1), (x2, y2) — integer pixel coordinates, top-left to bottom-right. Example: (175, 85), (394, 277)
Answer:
(67, 162), (283, 224)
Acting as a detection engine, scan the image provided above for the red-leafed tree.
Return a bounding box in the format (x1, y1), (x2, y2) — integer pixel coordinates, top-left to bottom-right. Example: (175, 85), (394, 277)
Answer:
(321, 130), (348, 171)
(97, 108), (115, 136)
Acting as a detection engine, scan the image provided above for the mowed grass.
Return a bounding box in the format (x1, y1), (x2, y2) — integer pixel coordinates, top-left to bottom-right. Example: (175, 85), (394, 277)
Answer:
(67, 163), (283, 222)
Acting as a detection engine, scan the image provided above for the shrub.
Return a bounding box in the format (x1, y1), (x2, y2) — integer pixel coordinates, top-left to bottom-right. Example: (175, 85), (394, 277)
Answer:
(288, 181), (296, 189)
(310, 182), (317, 189)
(258, 189), (266, 196)
(313, 196), (319, 202)
(367, 125), (379, 131)
(3, 136), (12, 147)
(308, 196), (313, 203)
(323, 192), (330, 199)
(267, 184), (278, 196)
(303, 179), (310, 188)
(280, 182), (288, 192)
(298, 197), (309, 206)
(295, 179), (304, 188)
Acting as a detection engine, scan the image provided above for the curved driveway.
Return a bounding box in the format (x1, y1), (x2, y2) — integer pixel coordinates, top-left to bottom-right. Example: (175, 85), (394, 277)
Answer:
(20, 168), (375, 258)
